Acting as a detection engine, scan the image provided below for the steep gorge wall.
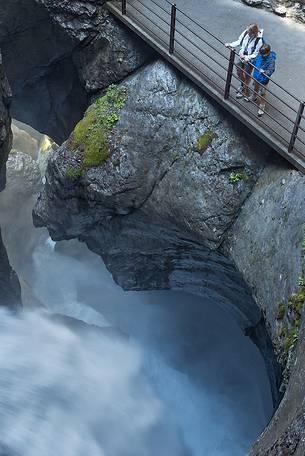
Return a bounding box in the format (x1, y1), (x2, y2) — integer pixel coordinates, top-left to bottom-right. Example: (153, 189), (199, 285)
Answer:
(33, 57), (305, 454)
(0, 52), (21, 308)
(0, 0), (153, 143)
(0, 0), (303, 452)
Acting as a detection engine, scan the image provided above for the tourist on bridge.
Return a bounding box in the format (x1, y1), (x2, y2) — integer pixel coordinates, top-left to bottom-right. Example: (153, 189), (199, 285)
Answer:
(250, 44), (277, 117)
(225, 24), (264, 99)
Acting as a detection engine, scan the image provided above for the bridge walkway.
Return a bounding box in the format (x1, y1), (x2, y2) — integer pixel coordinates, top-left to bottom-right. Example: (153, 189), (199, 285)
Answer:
(107, 0), (305, 173)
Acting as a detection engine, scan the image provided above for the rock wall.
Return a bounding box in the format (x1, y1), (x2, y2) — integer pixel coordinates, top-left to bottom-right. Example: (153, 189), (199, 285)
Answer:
(33, 60), (282, 401)
(241, 0), (305, 23)
(224, 164), (305, 455)
(34, 60), (269, 246)
(33, 58), (305, 453)
(0, 0), (153, 143)
(0, 51), (21, 308)
(0, 51), (12, 192)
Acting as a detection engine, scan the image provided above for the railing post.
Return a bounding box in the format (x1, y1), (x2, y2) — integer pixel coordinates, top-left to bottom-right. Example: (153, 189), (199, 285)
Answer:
(288, 101), (305, 153)
(224, 49), (235, 100)
(169, 3), (176, 54)
(122, 0), (126, 15)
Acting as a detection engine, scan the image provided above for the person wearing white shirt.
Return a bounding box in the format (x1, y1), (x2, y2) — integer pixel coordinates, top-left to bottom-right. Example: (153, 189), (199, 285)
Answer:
(225, 24), (264, 100)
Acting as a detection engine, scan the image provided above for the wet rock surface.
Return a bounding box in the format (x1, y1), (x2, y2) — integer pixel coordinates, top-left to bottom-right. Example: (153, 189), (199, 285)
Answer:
(249, 312), (305, 455)
(0, 230), (21, 309)
(33, 57), (305, 454)
(0, 53), (21, 308)
(0, 0), (152, 143)
(34, 60), (268, 247)
(224, 163), (305, 455)
(239, 0), (305, 23)
(0, 52), (12, 192)
(33, 59), (282, 401)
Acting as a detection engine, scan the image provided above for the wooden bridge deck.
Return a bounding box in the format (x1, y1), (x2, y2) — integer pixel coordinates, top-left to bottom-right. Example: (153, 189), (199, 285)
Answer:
(107, 0), (305, 174)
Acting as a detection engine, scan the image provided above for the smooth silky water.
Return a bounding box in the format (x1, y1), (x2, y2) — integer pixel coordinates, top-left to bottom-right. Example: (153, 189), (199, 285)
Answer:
(0, 126), (273, 456)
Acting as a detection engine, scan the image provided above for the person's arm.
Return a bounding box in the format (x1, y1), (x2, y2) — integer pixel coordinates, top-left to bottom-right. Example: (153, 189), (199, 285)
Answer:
(263, 59), (275, 77)
(225, 30), (247, 48)
(244, 37), (263, 61)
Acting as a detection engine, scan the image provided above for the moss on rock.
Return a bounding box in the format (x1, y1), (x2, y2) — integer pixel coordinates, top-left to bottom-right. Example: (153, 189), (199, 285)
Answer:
(66, 166), (83, 180)
(196, 130), (215, 153)
(277, 281), (305, 356)
(229, 168), (249, 184)
(68, 84), (126, 173)
(277, 302), (286, 320)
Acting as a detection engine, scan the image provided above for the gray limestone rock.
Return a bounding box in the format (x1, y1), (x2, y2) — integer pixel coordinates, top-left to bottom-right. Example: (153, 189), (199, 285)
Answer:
(0, 0), (152, 143)
(0, 51), (12, 192)
(224, 163), (305, 455)
(242, 0), (264, 6)
(0, 230), (21, 309)
(224, 164), (305, 341)
(33, 58), (305, 453)
(34, 60), (268, 248)
(273, 5), (287, 15)
(0, 52), (21, 309)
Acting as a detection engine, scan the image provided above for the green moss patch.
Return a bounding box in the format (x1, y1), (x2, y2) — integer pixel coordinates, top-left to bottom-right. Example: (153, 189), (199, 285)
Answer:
(229, 168), (249, 184)
(66, 166), (83, 180)
(196, 130), (215, 153)
(67, 84), (126, 177)
(277, 282), (305, 355)
(277, 302), (285, 320)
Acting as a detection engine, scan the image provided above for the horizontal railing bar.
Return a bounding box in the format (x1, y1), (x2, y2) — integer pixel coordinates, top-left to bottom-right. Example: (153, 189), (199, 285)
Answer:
(230, 74), (296, 124)
(294, 135), (305, 148)
(230, 74), (297, 126)
(230, 50), (300, 104)
(294, 146), (305, 158)
(230, 81), (294, 137)
(157, 0), (174, 6)
(174, 37), (227, 84)
(232, 95), (290, 145)
(175, 16), (228, 61)
(146, 0), (171, 15)
(175, 4), (226, 46)
(112, 0), (305, 161)
(175, 30), (229, 73)
(296, 123), (305, 135)
(132, 0), (301, 108)
(231, 63), (298, 115)
(231, 106), (291, 145)
(127, 7), (173, 50)
(174, 44), (227, 93)
(128, 2), (169, 35)
(132, 0), (170, 28)
(155, 1), (301, 105)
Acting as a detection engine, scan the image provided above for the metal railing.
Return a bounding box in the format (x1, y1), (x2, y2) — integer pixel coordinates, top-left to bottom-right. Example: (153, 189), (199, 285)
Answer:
(116, 0), (305, 160)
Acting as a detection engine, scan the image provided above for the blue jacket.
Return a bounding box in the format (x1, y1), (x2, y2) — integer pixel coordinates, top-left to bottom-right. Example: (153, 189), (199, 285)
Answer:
(253, 51), (277, 85)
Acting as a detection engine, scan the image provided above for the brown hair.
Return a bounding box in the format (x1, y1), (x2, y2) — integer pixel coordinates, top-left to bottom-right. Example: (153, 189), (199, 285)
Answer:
(247, 24), (259, 36)
(260, 44), (271, 55)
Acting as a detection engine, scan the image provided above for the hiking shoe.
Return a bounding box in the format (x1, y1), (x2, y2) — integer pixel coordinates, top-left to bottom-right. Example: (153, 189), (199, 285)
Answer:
(244, 95), (258, 102)
(258, 108), (265, 117)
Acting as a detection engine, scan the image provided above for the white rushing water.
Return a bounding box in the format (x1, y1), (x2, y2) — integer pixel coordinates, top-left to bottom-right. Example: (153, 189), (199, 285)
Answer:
(0, 128), (273, 455)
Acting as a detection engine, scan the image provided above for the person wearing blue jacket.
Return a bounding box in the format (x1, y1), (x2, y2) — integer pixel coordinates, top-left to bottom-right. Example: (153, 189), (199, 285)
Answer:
(248, 44), (277, 117)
